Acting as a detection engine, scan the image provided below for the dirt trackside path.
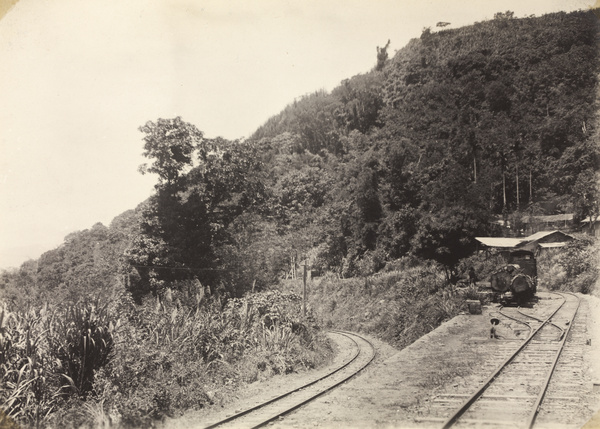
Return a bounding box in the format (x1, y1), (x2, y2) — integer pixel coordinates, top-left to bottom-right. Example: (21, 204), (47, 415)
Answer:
(270, 292), (600, 428)
(271, 307), (505, 428)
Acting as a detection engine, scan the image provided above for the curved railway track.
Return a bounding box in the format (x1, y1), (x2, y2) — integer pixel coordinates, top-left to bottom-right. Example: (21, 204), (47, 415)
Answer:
(439, 292), (581, 429)
(201, 330), (376, 429)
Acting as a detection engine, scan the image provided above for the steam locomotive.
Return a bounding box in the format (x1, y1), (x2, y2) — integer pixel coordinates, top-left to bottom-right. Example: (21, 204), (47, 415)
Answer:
(489, 249), (537, 304)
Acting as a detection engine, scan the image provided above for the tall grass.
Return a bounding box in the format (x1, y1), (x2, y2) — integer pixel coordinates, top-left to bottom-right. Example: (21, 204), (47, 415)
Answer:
(91, 290), (331, 427)
(1, 304), (58, 427)
(1, 289), (332, 428)
(0, 300), (118, 428)
(47, 301), (117, 395)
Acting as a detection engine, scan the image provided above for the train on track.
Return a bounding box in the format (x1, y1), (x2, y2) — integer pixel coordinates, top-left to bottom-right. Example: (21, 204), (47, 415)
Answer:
(489, 249), (537, 304)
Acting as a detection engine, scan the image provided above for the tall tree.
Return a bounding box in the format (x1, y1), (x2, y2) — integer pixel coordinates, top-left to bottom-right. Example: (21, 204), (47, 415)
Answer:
(138, 117), (204, 187)
(129, 130), (267, 298)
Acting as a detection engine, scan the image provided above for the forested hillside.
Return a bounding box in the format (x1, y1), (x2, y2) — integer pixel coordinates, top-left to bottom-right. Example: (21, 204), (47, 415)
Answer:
(1, 9), (599, 428)
(3, 9), (598, 304)
(249, 9), (600, 280)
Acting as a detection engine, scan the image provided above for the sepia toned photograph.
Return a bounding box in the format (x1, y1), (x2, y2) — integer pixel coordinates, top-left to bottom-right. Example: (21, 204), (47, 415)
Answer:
(1, 0), (599, 427)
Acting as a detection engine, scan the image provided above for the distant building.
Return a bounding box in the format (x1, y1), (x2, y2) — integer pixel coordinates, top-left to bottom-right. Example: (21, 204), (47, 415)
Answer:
(522, 213), (574, 234)
(517, 230), (575, 253)
(475, 230), (575, 257)
(474, 237), (523, 251)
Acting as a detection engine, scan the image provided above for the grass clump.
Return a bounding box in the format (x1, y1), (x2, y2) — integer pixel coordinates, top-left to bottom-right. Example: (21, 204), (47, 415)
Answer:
(86, 290), (331, 428)
(0, 301), (119, 428)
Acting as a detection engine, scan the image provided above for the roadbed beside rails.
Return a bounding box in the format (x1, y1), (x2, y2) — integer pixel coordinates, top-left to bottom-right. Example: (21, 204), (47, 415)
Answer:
(163, 292), (600, 428)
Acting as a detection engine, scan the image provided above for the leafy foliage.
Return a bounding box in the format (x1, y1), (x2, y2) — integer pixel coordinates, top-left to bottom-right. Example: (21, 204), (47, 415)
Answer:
(245, 9), (599, 275)
(118, 9), (600, 293)
(0, 300), (118, 428)
(306, 260), (464, 348)
(127, 131), (268, 298)
(138, 117), (204, 185)
(46, 301), (117, 396)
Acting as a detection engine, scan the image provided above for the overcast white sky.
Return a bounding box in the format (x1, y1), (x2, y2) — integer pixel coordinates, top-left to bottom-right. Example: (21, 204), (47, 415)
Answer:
(0, 0), (593, 269)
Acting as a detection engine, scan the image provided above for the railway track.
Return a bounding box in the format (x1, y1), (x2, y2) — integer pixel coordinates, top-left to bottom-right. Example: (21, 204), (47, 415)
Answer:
(201, 330), (375, 429)
(424, 292), (583, 429)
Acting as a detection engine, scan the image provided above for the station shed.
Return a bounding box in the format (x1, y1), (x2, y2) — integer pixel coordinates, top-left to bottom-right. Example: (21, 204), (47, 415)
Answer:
(517, 230), (575, 253)
(475, 230), (575, 258)
(474, 236), (525, 261)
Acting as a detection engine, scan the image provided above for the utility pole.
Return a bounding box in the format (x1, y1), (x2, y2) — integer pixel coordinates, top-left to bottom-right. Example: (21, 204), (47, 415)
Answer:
(516, 163), (520, 211)
(302, 263), (307, 317)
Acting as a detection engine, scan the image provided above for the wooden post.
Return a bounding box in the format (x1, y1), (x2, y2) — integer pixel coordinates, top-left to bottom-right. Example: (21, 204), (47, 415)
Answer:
(302, 263), (307, 317)
(502, 170), (507, 211)
(516, 163), (520, 211)
(529, 168), (533, 203)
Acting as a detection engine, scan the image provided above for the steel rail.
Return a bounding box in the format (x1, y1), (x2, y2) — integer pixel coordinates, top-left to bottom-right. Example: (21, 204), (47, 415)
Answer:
(248, 330), (376, 429)
(497, 292), (566, 338)
(525, 292), (580, 429)
(513, 293), (567, 339)
(201, 330), (375, 429)
(440, 294), (568, 429)
(497, 306), (534, 337)
(515, 308), (566, 340)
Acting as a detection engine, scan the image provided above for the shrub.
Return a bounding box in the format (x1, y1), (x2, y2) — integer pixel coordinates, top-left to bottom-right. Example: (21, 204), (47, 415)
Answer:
(0, 305), (62, 428)
(456, 252), (504, 284)
(0, 297), (120, 428)
(538, 236), (598, 294)
(47, 301), (118, 396)
(93, 290), (331, 426)
(0, 286), (332, 427)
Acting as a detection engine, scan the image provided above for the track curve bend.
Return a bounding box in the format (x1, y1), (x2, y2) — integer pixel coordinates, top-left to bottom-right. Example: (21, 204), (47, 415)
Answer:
(201, 330), (375, 429)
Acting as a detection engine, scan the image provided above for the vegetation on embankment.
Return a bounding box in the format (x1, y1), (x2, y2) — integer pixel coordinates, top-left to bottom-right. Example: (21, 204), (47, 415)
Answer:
(537, 235), (599, 295)
(0, 289), (331, 428)
(301, 235), (599, 350)
(302, 258), (468, 349)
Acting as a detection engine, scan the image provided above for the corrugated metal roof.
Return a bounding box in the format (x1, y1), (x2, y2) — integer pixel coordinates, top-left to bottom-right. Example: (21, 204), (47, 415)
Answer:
(524, 230), (574, 242)
(524, 230), (559, 241)
(476, 230), (575, 249)
(538, 242), (568, 248)
(475, 237), (523, 248)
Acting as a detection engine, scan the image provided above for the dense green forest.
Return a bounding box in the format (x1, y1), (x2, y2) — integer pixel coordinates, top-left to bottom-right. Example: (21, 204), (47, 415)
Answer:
(1, 9), (599, 428)
(4, 8), (599, 307)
